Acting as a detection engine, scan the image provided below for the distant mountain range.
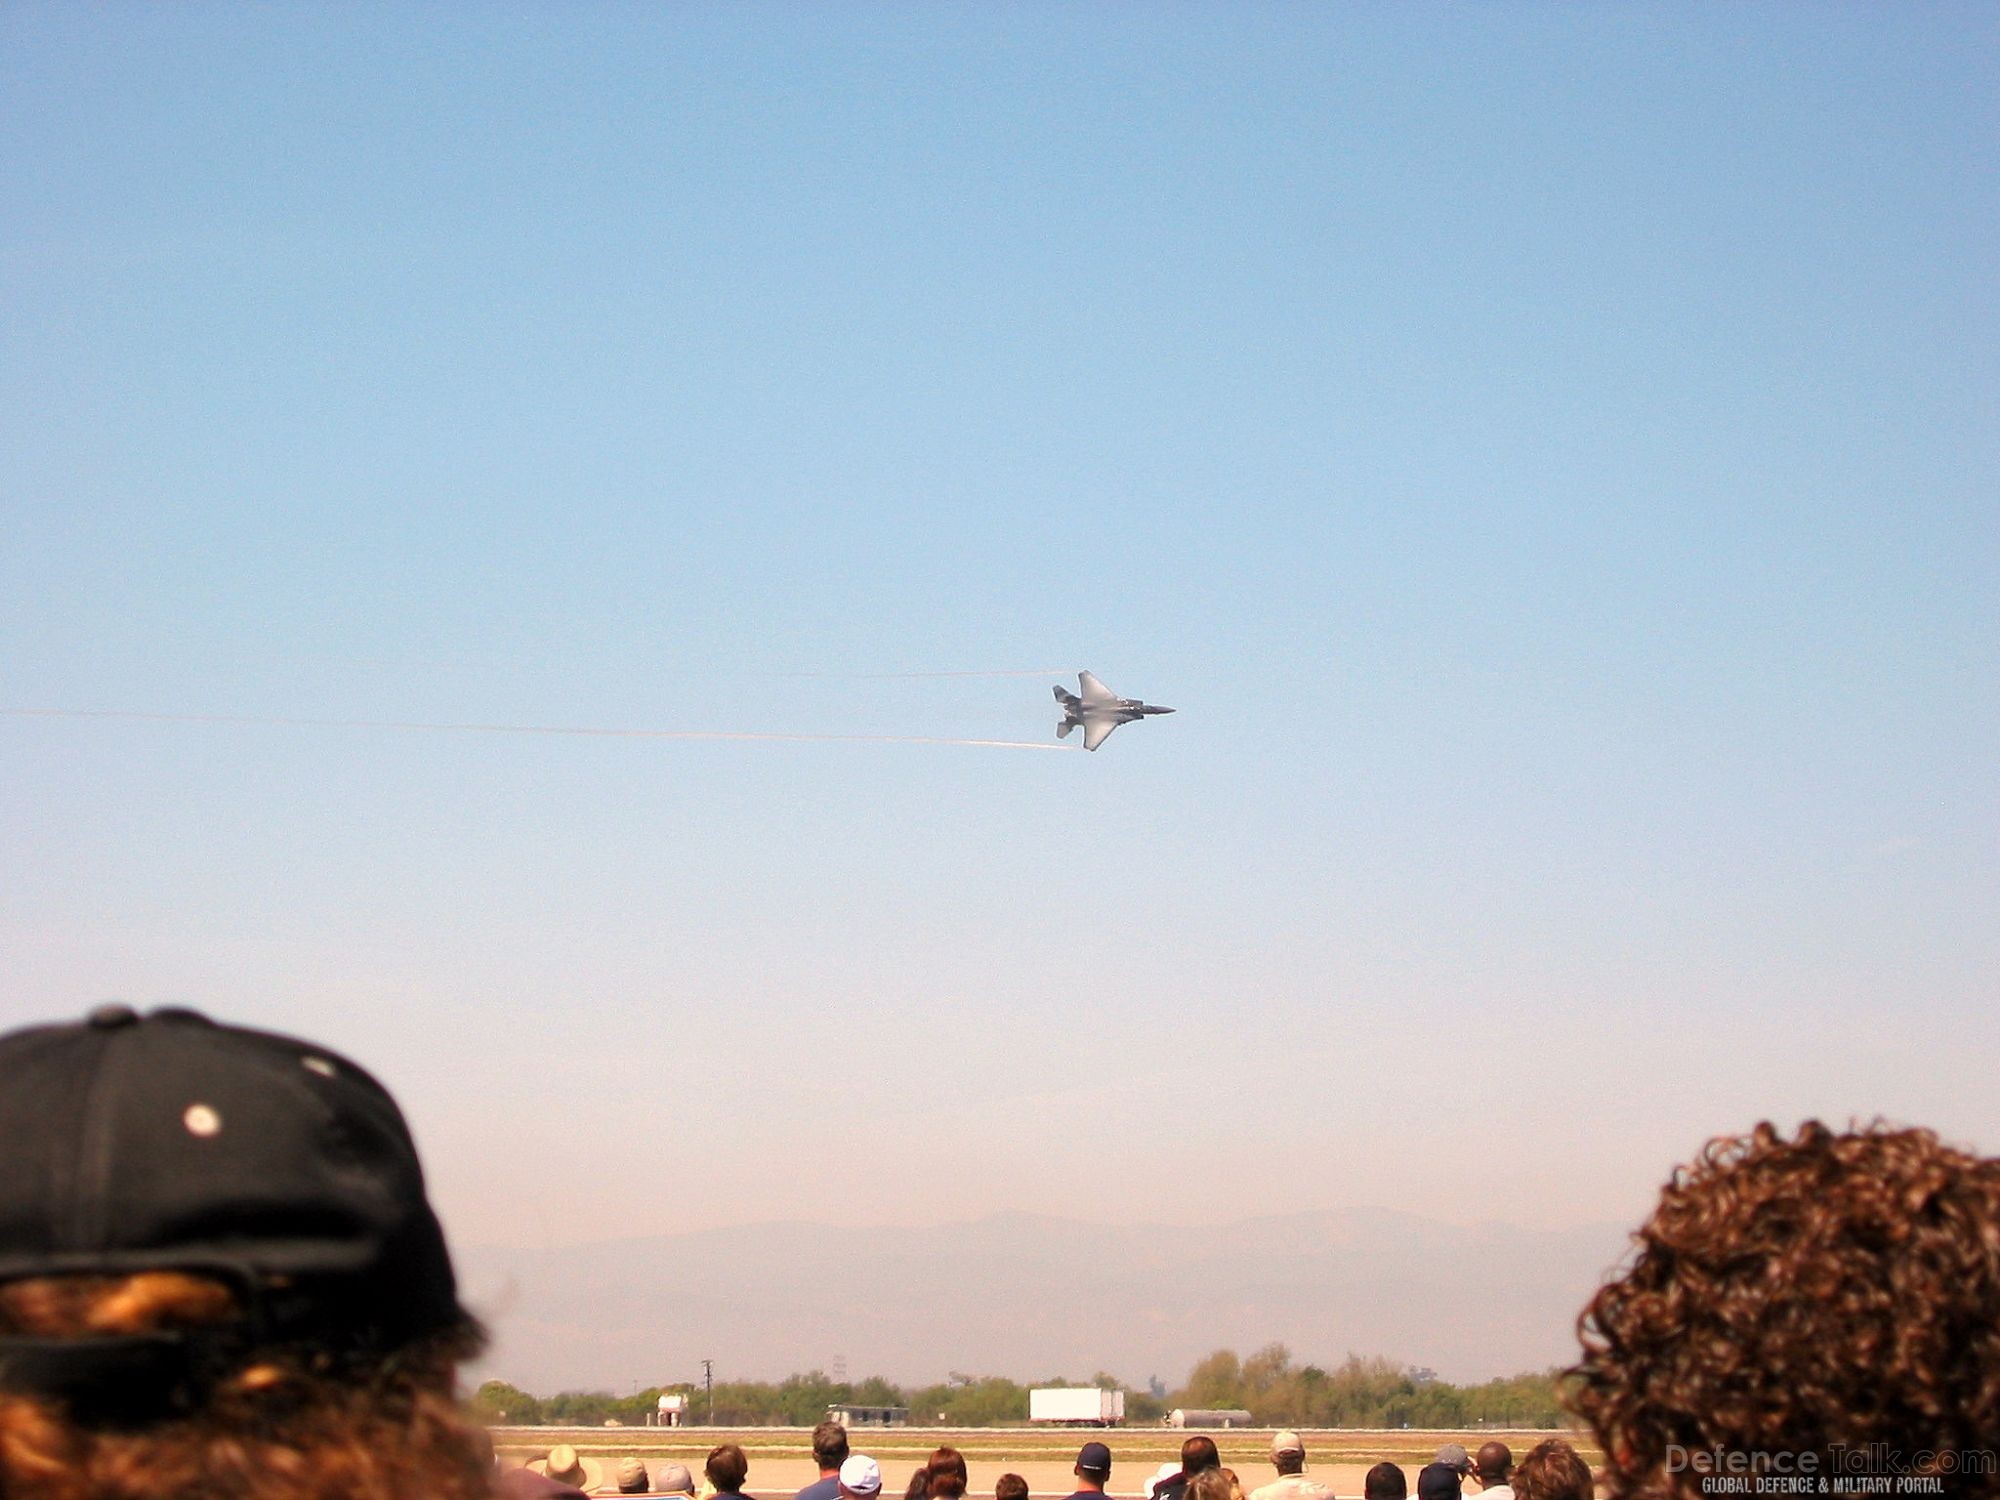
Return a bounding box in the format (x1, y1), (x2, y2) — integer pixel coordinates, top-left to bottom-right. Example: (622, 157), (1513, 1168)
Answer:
(459, 1208), (1634, 1395)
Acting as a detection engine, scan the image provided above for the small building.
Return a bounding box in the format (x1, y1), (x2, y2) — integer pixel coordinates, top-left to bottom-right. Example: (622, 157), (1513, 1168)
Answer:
(827, 1403), (911, 1428)
(656, 1394), (688, 1428)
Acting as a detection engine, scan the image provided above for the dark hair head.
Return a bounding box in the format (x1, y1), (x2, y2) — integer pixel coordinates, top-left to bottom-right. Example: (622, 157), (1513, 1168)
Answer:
(0, 1270), (489, 1499)
(996, 1474), (1030, 1500)
(1181, 1437), (1220, 1475)
(1364, 1464), (1408, 1500)
(1570, 1120), (2000, 1496)
(929, 1448), (969, 1484)
(1509, 1442), (1591, 1500)
(1474, 1444), (1512, 1485)
(707, 1443), (750, 1494)
(813, 1421), (851, 1469)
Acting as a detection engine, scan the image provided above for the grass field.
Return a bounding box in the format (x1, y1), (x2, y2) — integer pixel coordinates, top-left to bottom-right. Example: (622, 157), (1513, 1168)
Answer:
(491, 1425), (1601, 1498)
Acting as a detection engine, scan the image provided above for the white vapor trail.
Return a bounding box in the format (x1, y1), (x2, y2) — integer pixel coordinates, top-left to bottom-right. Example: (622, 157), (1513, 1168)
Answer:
(0, 707), (1076, 751)
(762, 668), (1070, 679)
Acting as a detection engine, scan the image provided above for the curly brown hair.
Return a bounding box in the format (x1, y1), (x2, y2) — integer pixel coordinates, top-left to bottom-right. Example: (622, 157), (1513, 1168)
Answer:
(1509, 1440), (1591, 1500)
(0, 1271), (492, 1500)
(1569, 1120), (2000, 1498)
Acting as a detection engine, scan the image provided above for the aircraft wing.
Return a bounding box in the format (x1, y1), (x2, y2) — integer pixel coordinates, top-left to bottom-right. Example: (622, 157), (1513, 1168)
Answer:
(1082, 716), (1121, 751)
(1078, 671), (1119, 705)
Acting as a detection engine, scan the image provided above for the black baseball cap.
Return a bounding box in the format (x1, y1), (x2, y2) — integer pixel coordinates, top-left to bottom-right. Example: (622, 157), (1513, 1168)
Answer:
(1077, 1442), (1112, 1476)
(1416, 1466), (1463, 1500)
(0, 1006), (464, 1410)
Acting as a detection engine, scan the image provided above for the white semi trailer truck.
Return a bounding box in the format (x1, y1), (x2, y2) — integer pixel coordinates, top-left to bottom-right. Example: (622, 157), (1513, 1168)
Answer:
(1028, 1388), (1126, 1426)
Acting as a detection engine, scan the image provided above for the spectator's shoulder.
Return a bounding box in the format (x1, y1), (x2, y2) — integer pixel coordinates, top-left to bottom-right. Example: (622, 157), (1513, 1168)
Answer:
(495, 1471), (592, 1500)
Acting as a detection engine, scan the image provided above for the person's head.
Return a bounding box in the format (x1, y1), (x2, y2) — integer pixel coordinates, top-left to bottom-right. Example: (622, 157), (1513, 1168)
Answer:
(1220, 1467), (1245, 1500)
(658, 1462), (700, 1498)
(1180, 1436), (1221, 1476)
(707, 1443), (750, 1495)
(996, 1474), (1029, 1500)
(1508, 1442), (1591, 1500)
(906, 1468), (934, 1500)
(1186, 1472), (1234, 1500)
(840, 1455), (884, 1500)
(1434, 1447), (1472, 1480)
(1474, 1444), (1512, 1487)
(1075, 1441), (1113, 1491)
(1270, 1431), (1306, 1477)
(928, 1446), (969, 1500)
(0, 1006), (489, 1500)
(618, 1457), (654, 1495)
(1417, 1464), (1463, 1500)
(814, 1420), (852, 1475)
(929, 1447), (970, 1486)
(534, 1443), (606, 1492)
(1570, 1120), (2000, 1497)
(1364, 1463), (1409, 1500)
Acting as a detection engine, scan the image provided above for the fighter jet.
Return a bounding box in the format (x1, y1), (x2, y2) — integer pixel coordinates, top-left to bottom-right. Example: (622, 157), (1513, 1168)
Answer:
(1054, 671), (1175, 751)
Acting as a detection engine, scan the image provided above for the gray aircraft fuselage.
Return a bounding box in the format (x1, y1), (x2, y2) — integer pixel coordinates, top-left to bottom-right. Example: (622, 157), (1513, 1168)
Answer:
(1054, 671), (1174, 751)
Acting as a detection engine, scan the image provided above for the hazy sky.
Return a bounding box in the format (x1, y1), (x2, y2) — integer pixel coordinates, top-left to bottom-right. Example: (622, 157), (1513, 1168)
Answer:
(4, 2), (1995, 1361)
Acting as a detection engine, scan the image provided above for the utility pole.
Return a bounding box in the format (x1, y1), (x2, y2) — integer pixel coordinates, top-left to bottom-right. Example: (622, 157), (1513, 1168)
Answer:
(702, 1359), (714, 1425)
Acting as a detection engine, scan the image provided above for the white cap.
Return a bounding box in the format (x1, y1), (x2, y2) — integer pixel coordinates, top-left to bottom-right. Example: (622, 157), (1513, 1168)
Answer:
(1273, 1432), (1305, 1459)
(841, 1456), (884, 1496)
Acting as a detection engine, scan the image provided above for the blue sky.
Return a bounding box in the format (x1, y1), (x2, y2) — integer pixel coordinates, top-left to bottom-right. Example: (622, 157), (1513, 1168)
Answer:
(3, 4), (1996, 1373)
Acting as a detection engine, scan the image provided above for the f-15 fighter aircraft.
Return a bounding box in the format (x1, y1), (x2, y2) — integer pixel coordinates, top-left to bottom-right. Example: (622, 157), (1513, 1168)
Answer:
(1054, 671), (1175, 751)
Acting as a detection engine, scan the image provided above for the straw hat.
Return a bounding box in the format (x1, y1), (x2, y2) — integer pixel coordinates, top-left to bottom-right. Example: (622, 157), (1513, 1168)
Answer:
(530, 1444), (607, 1492)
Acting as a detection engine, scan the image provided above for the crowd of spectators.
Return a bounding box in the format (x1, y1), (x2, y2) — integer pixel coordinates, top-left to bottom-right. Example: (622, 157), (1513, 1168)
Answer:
(496, 1420), (1556, 1498)
(0, 1007), (1995, 1499)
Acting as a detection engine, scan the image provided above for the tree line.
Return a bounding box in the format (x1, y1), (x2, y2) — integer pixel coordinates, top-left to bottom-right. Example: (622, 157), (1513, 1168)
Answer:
(471, 1344), (1569, 1428)
(1173, 1346), (1568, 1428)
